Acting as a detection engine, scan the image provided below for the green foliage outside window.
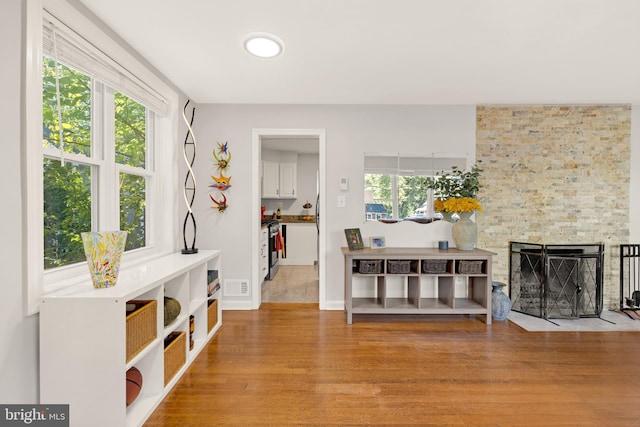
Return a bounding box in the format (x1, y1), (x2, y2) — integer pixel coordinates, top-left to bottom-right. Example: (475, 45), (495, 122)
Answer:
(365, 173), (392, 217)
(365, 173), (430, 220)
(42, 57), (148, 268)
(42, 58), (91, 155)
(43, 159), (91, 269)
(398, 175), (430, 218)
(115, 92), (147, 251)
(120, 173), (146, 251)
(115, 91), (146, 168)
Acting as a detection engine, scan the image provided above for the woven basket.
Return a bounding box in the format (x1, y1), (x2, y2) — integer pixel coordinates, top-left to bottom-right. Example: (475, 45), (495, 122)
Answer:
(164, 331), (186, 385)
(457, 260), (484, 274)
(126, 300), (157, 362)
(387, 260), (412, 274)
(358, 260), (383, 274)
(207, 299), (219, 333)
(422, 259), (448, 274)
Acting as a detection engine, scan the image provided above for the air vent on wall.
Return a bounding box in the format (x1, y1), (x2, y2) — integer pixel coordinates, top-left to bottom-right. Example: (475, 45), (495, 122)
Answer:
(223, 279), (250, 297)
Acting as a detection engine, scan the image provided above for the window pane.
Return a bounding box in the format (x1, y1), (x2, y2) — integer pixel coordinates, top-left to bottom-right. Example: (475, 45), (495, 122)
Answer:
(115, 92), (146, 168)
(365, 173), (392, 221)
(43, 159), (92, 269)
(42, 57), (91, 156)
(120, 173), (146, 250)
(398, 175), (430, 218)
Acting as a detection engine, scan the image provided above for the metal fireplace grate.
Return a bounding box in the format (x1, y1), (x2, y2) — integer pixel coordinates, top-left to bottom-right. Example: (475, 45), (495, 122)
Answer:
(509, 242), (604, 319)
(620, 244), (640, 314)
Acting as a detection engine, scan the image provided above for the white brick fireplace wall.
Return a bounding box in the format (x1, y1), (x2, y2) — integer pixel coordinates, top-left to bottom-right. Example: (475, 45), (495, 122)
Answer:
(476, 105), (631, 309)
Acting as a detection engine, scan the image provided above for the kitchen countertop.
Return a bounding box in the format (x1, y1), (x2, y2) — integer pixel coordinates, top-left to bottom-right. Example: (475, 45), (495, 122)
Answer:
(279, 215), (316, 224)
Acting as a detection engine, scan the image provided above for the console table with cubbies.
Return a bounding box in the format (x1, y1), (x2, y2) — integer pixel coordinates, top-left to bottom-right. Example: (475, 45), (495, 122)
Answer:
(342, 247), (495, 324)
(40, 250), (222, 427)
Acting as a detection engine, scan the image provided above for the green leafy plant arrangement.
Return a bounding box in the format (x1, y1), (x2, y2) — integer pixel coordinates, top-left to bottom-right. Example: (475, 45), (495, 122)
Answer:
(426, 162), (483, 199)
(427, 162), (483, 213)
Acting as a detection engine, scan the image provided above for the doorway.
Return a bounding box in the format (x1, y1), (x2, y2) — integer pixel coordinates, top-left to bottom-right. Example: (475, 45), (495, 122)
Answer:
(251, 129), (326, 309)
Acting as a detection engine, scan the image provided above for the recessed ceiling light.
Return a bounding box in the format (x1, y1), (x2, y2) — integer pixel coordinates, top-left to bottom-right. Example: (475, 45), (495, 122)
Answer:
(243, 32), (285, 59)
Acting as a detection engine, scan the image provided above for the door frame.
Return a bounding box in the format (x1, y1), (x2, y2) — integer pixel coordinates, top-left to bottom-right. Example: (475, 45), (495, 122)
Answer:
(251, 128), (327, 309)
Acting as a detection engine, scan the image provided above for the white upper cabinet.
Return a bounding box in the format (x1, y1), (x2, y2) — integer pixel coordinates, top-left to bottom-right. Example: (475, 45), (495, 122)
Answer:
(262, 161), (297, 199)
(262, 161), (281, 198)
(279, 162), (297, 198)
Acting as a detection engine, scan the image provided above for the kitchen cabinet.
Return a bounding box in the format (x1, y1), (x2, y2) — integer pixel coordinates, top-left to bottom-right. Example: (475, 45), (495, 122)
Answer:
(279, 162), (297, 198)
(262, 161), (297, 199)
(262, 161), (280, 198)
(281, 223), (317, 266)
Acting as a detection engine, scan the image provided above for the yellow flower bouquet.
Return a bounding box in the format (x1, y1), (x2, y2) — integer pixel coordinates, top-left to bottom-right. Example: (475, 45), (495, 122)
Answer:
(434, 199), (446, 213)
(440, 197), (482, 213)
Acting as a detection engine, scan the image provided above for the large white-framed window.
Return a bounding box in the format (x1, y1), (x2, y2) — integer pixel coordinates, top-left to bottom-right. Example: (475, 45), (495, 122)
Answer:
(24, 0), (179, 314)
(364, 154), (468, 221)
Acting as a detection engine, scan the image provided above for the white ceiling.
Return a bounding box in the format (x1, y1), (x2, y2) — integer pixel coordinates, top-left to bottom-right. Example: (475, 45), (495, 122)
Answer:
(77, 0), (640, 105)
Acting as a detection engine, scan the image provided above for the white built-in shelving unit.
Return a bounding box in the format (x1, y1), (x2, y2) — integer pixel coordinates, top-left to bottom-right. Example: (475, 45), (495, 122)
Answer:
(40, 250), (222, 427)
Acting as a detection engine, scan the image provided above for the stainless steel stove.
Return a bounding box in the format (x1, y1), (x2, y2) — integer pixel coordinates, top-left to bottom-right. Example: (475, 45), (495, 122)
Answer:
(262, 219), (280, 280)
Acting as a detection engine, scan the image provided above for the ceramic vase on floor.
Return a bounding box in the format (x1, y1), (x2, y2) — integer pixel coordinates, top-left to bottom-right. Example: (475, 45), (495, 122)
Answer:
(81, 231), (128, 288)
(491, 281), (512, 321)
(451, 211), (477, 250)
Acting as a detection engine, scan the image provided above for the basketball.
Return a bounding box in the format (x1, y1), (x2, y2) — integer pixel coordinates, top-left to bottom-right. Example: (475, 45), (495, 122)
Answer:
(126, 366), (143, 406)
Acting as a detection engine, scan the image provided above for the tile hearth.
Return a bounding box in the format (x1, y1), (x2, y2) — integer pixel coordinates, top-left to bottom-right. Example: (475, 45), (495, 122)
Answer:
(508, 310), (640, 332)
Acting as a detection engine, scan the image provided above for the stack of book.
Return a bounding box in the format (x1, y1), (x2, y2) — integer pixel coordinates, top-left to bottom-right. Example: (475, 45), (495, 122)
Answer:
(207, 270), (220, 297)
(188, 315), (194, 350)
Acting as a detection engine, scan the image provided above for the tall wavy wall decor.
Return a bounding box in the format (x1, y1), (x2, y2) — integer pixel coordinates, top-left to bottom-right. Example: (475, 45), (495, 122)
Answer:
(181, 100), (198, 254)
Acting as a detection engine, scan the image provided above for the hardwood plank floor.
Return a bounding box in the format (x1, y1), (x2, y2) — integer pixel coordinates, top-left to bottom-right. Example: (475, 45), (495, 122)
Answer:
(144, 304), (640, 426)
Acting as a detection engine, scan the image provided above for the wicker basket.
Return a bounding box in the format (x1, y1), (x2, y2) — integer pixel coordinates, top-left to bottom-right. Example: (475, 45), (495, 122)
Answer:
(422, 259), (448, 274)
(164, 331), (186, 386)
(207, 299), (219, 333)
(457, 260), (484, 274)
(358, 260), (383, 274)
(126, 300), (157, 362)
(387, 260), (412, 274)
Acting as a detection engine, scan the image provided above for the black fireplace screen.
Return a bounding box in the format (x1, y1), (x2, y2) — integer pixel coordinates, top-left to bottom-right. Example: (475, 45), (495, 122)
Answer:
(620, 244), (640, 310)
(509, 242), (604, 319)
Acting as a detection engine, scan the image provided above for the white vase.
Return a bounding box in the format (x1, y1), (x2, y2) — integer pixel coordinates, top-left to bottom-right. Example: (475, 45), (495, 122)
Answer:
(439, 211), (456, 223)
(452, 211), (477, 250)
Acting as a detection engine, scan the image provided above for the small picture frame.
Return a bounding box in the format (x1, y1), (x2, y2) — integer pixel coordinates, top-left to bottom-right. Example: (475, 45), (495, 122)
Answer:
(344, 228), (364, 251)
(370, 236), (386, 249)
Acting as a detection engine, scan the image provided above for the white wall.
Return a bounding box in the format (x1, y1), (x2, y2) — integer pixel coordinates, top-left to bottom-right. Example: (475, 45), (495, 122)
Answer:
(0, 0), (40, 403)
(193, 104), (476, 307)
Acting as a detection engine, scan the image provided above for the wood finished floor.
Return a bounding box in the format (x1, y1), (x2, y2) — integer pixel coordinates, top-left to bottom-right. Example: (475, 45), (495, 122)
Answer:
(144, 304), (640, 426)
